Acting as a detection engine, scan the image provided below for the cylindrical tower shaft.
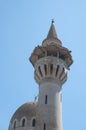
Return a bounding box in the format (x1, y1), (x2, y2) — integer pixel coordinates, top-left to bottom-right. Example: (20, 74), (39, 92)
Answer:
(34, 56), (67, 130)
(37, 81), (62, 130)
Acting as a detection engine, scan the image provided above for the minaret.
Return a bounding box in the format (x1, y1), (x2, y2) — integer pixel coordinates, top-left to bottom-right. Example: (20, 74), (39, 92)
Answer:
(29, 21), (73, 130)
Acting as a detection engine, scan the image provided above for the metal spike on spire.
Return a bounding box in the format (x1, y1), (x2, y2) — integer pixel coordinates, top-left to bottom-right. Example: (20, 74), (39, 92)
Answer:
(47, 20), (57, 39)
(52, 19), (54, 24)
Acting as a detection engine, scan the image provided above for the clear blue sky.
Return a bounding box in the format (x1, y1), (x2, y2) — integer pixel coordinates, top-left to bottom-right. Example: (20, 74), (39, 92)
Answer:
(0, 0), (86, 130)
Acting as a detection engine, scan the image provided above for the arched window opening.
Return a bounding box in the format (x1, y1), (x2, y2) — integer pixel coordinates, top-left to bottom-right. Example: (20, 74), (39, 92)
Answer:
(13, 121), (16, 129)
(59, 54), (65, 61)
(38, 66), (43, 77)
(22, 118), (26, 127)
(44, 64), (47, 75)
(47, 50), (57, 57)
(45, 95), (48, 104)
(38, 53), (45, 59)
(50, 64), (53, 74)
(59, 68), (64, 79)
(43, 123), (46, 130)
(55, 65), (59, 76)
(32, 118), (36, 127)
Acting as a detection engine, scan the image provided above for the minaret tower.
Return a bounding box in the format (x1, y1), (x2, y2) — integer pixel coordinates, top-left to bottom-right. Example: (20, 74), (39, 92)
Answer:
(29, 21), (73, 130)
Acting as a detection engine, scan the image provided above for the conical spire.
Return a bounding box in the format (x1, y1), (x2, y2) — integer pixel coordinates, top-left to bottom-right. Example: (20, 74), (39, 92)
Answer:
(42, 20), (62, 46)
(47, 20), (57, 39)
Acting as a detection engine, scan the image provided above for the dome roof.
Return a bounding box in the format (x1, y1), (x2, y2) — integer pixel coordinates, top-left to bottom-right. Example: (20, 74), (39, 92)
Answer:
(10, 102), (37, 123)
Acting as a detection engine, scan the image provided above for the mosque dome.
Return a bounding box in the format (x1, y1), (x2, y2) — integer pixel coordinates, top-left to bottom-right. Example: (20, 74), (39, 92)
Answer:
(9, 102), (37, 130)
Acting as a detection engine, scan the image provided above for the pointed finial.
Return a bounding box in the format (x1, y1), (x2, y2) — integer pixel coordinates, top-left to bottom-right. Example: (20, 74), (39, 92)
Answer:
(52, 19), (54, 24)
(42, 21), (62, 46)
(47, 19), (57, 39)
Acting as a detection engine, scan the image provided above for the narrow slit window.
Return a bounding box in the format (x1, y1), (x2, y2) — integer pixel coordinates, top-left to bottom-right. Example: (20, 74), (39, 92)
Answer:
(44, 64), (47, 75)
(50, 64), (53, 74)
(56, 65), (59, 76)
(38, 66), (43, 77)
(45, 95), (48, 104)
(43, 123), (46, 130)
(59, 68), (64, 79)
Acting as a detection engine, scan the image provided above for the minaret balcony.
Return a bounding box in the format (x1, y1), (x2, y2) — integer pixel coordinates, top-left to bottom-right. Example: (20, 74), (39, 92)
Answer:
(34, 56), (67, 85)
